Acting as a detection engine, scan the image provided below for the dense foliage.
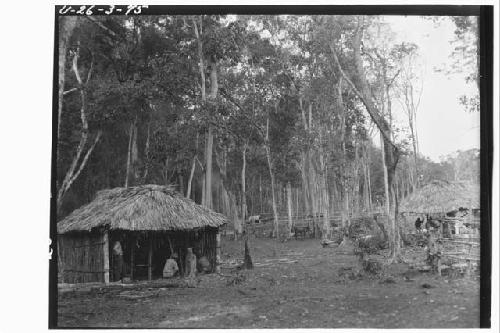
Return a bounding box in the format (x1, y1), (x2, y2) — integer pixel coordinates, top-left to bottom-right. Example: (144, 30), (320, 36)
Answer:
(57, 15), (479, 254)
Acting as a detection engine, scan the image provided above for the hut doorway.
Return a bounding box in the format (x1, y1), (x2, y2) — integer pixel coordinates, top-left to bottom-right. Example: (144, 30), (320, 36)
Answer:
(106, 228), (219, 282)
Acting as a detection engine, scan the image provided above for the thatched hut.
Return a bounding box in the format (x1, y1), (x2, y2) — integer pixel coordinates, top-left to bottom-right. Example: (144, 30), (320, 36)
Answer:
(57, 185), (228, 284)
(399, 180), (479, 214)
(399, 180), (480, 236)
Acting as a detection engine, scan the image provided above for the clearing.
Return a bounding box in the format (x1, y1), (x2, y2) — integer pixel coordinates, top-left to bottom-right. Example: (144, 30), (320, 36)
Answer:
(58, 237), (479, 328)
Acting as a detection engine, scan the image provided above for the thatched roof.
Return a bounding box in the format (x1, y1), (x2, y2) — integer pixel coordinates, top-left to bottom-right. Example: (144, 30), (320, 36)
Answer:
(399, 180), (480, 214)
(58, 185), (228, 234)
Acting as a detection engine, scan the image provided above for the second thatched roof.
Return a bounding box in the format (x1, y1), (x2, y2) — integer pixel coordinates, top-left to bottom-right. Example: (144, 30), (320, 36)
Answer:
(399, 180), (480, 214)
(58, 184), (228, 234)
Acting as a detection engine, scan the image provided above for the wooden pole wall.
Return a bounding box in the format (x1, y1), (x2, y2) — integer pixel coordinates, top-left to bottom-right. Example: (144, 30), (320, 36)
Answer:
(130, 235), (135, 281)
(103, 230), (110, 284)
(148, 235), (153, 281)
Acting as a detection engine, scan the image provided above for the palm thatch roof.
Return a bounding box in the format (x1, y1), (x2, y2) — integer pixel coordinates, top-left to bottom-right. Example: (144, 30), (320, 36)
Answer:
(399, 180), (480, 214)
(58, 184), (228, 234)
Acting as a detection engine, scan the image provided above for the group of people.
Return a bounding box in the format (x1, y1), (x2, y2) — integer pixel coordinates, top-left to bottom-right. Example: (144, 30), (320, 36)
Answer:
(111, 240), (212, 282)
(162, 247), (212, 279)
(414, 215), (441, 234)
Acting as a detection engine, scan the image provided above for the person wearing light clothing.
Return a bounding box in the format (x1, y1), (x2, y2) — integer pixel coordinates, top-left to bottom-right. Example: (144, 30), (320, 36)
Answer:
(163, 253), (179, 278)
(112, 240), (124, 282)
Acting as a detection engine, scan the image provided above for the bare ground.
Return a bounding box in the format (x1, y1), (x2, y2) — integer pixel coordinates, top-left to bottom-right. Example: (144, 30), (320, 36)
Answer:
(57, 237), (480, 328)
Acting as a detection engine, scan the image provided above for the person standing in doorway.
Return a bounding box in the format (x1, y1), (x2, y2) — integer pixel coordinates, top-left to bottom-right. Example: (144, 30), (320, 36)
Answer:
(185, 248), (197, 278)
(112, 240), (124, 282)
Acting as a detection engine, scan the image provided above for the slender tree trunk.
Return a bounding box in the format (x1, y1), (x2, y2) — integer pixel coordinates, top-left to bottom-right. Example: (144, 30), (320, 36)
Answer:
(201, 169), (206, 206)
(204, 126), (213, 209)
(366, 148), (373, 212)
(318, 128), (330, 240)
(241, 142), (248, 227)
(131, 120), (139, 180)
(307, 152), (318, 236)
(56, 46), (102, 213)
(142, 120), (151, 184)
(192, 17), (214, 209)
(215, 147), (241, 237)
(266, 146), (279, 239)
(125, 122), (133, 188)
(204, 56), (218, 209)
(259, 174), (263, 214)
(353, 142), (361, 215)
(186, 133), (199, 198)
(186, 156), (196, 199)
(380, 132), (397, 256)
(58, 16), (78, 141)
(331, 18), (401, 260)
(125, 117), (137, 188)
(338, 79), (350, 235)
(265, 118), (279, 238)
(286, 182), (293, 239)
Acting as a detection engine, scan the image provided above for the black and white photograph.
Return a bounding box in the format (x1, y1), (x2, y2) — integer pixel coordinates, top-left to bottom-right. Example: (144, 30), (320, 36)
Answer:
(40, 3), (495, 330)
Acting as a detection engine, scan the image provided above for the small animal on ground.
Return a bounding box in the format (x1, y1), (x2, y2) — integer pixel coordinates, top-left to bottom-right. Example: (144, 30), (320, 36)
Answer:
(293, 226), (310, 239)
(247, 215), (260, 224)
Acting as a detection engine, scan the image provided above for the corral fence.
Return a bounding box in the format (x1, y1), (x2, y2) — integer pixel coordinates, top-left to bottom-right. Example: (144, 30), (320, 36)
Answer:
(438, 233), (480, 276)
(220, 211), (386, 240)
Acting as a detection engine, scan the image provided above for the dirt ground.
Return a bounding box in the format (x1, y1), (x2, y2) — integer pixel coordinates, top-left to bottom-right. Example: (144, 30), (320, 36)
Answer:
(57, 237), (480, 328)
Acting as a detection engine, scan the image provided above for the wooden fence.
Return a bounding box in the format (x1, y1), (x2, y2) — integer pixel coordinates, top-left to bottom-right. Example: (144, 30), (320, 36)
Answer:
(439, 234), (480, 275)
(221, 213), (383, 239)
(58, 231), (106, 283)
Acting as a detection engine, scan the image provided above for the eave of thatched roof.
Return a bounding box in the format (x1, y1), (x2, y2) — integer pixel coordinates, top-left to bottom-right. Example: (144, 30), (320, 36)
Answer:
(58, 185), (228, 234)
(399, 180), (480, 214)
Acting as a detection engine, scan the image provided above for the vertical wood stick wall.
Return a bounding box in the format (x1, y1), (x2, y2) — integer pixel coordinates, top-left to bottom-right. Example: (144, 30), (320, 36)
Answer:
(103, 230), (109, 284)
(130, 236), (135, 281)
(148, 236), (153, 281)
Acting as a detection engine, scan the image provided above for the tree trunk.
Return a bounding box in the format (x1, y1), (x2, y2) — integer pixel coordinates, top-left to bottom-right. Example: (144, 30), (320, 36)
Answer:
(366, 148), (373, 211)
(243, 237), (253, 269)
(338, 79), (350, 235)
(142, 119), (151, 183)
(204, 57), (218, 210)
(215, 147), (241, 237)
(318, 128), (330, 241)
(380, 132), (398, 257)
(201, 169), (206, 206)
(265, 118), (279, 238)
(186, 133), (199, 198)
(125, 122), (133, 188)
(131, 120), (139, 180)
(266, 145), (279, 239)
(192, 17), (214, 210)
(259, 174), (263, 214)
(186, 156), (196, 199)
(331, 17), (400, 260)
(58, 16), (78, 141)
(286, 182), (293, 239)
(241, 142), (248, 226)
(125, 117), (138, 188)
(299, 98), (312, 220)
(205, 125), (213, 209)
(56, 47), (102, 213)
